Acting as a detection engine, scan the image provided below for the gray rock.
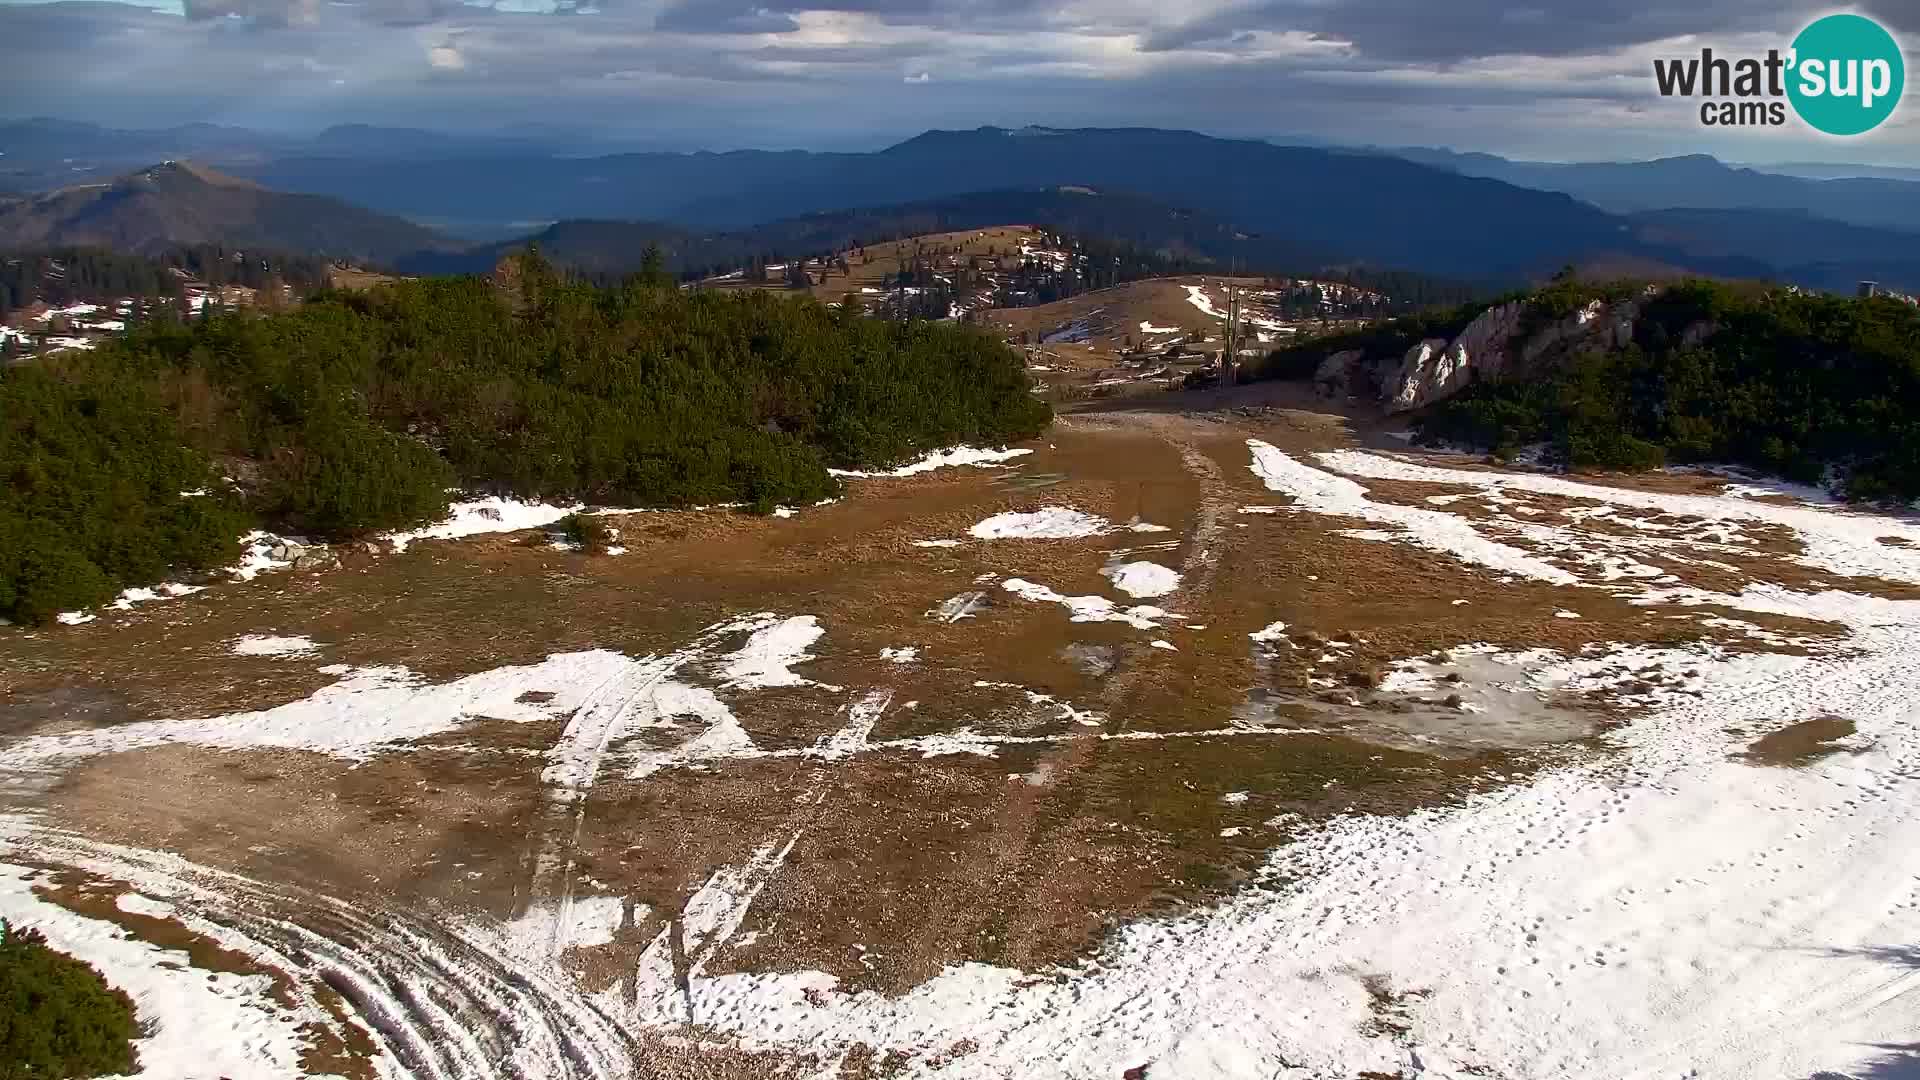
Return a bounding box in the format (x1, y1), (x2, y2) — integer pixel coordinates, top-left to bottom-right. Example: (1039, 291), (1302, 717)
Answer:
(1384, 300), (1525, 413)
(292, 550), (337, 572)
(1314, 349), (1364, 399)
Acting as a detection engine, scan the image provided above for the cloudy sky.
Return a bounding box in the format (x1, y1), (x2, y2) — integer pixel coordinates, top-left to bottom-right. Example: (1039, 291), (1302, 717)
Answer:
(1, 0), (1915, 162)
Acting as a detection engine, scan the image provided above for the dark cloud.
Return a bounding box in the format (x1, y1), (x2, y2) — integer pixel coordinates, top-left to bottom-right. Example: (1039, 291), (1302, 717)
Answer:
(1, 0), (1915, 164)
(1146, 0), (1920, 62)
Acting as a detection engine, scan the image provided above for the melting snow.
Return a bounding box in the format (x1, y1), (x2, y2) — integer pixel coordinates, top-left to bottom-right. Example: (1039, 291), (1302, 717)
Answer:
(830, 446), (1032, 479)
(1103, 561), (1182, 599)
(505, 895), (628, 960)
(1247, 440), (1578, 585)
(0, 865), (332, 1079)
(1001, 579), (1179, 630)
(387, 496), (579, 553)
(719, 616), (827, 690)
(229, 635), (320, 657)
(970, 507), (1111, 539)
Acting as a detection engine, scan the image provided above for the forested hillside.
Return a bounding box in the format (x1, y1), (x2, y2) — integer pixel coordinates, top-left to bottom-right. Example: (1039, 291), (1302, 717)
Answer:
(1288, 280), (1920, 500)
(0, 246), (334, 320)
(400, 188), (1485, 311)
(0, 254), (1049, 623)
(0, 161), (458, 265)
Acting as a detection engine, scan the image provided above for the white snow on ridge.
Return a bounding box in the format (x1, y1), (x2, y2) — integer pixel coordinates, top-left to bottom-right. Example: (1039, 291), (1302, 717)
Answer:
(1315, 449), (1920, 585)
(1102, 560), (1182, 599)
(830, 445), (1032, 479)
(386, 496), (580, 552)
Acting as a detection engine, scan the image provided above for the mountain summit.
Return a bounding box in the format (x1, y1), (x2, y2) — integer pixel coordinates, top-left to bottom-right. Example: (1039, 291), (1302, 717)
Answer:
(0, 161), (456, 262)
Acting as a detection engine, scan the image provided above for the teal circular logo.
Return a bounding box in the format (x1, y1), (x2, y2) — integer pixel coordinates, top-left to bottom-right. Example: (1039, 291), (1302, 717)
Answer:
(1788, 14), (1905, 135)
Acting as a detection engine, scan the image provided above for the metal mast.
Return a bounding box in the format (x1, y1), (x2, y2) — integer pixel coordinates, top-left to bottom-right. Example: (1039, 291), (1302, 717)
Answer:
(1223, 283), (1239, 389)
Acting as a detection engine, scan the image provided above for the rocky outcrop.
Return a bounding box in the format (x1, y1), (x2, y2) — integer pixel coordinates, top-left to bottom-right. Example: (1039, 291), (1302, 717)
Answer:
(1520, 299), (1619, 368)
(1384, 300), (1524, 413)
(1309, 288), (1689, 414)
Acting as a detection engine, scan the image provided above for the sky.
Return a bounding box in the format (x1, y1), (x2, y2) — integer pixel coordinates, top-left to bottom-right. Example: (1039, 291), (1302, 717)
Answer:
(1, 0), (1917, 163)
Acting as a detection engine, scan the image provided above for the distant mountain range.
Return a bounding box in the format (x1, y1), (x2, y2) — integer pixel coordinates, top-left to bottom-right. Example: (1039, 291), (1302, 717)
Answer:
(5, 124), (1920, 294)
(1387, 147), (1920, 234)
(0, 162), (457, 264)
(234, 126), (1641, 281)
(0, 117), (671, 197)
(398, 187), (1343, 279)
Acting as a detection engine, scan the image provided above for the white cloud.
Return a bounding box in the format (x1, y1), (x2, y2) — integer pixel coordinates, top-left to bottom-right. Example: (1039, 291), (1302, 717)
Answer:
(427, 43), (464, 69)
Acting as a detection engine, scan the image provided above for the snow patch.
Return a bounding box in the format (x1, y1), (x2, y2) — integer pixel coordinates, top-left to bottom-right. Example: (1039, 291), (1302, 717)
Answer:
(830, 446), (1032, 479)
(229, 635), (320, 657)
(387, 496), (578, 553)
(970, 507), (1110, 540)
(1001, 579), (1179, 631)
(720, 616), (827, 690)
(1103, 560), (1182, 599)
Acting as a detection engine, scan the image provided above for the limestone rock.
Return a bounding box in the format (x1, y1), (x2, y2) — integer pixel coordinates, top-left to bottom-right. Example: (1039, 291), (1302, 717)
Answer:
(1384, 301), (1524, 414)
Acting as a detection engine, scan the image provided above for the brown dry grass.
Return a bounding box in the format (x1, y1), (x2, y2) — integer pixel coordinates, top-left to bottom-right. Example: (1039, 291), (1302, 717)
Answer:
(1, 403), (1887, 1021)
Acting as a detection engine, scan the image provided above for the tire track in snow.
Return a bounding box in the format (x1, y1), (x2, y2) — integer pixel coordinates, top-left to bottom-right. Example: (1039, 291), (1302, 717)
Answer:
(2, 820), (639, 1080)
(524, 615), (779, 962)
(638, 691), (895, 1024)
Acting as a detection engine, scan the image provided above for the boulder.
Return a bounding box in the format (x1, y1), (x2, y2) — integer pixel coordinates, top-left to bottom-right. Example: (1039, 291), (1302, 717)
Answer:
(292, 548), (339, 572)
(1313, 349), (1365, 399)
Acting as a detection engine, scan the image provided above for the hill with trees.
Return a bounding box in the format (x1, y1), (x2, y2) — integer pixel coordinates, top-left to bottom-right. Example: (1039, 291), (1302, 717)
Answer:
(1252, 278), (1920, 501)
(0, 253), (1049, 624)
(0, 246), (335, 322)
(253, 127), (1640, 282)
(0, 162), (459, 265)
(401, 189), (1488, 313)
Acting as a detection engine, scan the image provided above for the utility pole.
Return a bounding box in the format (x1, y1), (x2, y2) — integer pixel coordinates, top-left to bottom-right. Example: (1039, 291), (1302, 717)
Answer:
(1223, 282), (1239, 389)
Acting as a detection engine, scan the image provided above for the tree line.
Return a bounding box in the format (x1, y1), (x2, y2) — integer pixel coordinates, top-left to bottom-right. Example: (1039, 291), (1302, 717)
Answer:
(0, 252), (1051, 624)
(1246, 276), (1920, 500)
(0, 246), (334, 321)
